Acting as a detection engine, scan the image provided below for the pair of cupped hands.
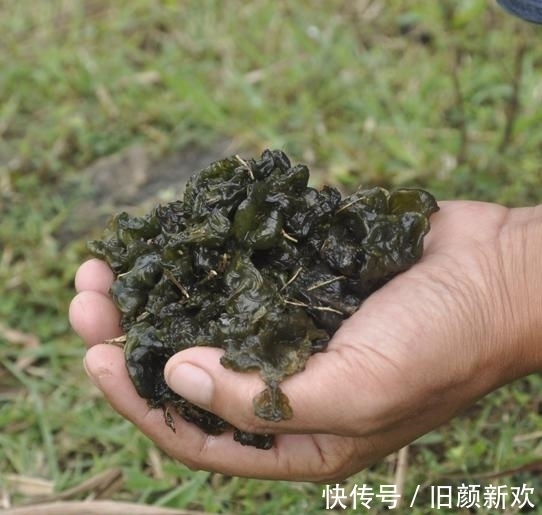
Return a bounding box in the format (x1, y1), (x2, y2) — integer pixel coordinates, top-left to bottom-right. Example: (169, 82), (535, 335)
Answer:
(69, 200), (542, 482)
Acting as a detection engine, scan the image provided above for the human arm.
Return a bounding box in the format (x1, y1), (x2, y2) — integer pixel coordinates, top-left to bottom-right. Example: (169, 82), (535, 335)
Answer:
(69, 200), (542, 481)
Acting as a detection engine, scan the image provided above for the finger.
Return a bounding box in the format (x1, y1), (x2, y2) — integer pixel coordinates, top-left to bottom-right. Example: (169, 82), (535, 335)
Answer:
(84, 343), (177, 436)
(162, 316), (397, 437)
(86, 344), (439, 482)
(84, 344), (360, 481)
(69, 290), (122, 347)
(75, 258), (115, 294)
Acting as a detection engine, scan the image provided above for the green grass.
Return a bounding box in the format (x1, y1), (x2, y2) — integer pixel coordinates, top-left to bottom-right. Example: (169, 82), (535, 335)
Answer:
(1, 1), (541, 513)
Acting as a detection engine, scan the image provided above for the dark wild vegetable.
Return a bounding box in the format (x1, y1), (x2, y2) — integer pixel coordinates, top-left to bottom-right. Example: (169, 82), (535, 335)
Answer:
(88, 149), (439, 449)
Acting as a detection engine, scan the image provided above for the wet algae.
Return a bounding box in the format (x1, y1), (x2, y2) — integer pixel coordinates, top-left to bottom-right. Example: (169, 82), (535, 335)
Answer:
(88, 149), (439, 449)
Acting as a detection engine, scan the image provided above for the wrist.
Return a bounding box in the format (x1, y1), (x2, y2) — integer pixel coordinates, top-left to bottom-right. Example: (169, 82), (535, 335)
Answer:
(498, 205), (542, 378)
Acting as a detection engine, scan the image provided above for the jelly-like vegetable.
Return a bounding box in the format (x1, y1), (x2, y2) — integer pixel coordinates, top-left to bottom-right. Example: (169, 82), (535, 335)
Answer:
(88, 149), (439, 449)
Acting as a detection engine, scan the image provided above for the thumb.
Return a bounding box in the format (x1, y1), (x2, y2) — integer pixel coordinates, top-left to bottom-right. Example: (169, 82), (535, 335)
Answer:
(163, 317), (392, 437)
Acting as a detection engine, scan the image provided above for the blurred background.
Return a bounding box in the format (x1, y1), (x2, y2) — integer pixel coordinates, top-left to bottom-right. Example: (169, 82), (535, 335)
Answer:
(1, 1), (541, 513)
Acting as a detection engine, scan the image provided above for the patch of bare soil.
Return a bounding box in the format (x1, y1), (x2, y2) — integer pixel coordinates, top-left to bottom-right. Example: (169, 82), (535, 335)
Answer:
(58, 141), (246, 245)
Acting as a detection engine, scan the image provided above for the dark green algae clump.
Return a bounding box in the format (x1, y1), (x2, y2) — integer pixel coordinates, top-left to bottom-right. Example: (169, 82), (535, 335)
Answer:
(88, 149), (439, 450)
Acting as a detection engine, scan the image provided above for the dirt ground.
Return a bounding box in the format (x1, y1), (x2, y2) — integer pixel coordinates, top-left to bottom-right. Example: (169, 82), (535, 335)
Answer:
(58, 140), (245, 245)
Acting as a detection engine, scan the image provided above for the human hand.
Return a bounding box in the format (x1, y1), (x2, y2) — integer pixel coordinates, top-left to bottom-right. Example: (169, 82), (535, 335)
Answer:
(69, 201), (542, 481)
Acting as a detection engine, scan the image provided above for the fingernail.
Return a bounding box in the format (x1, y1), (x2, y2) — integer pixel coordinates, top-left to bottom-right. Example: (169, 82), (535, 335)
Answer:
(166, 363), (213, 408)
